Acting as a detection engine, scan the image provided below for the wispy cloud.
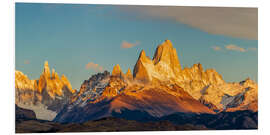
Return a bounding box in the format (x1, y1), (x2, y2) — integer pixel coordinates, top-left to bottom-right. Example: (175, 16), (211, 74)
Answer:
(121, 41), (140, 48)
(212, 44), (257, 53)
(85, 62), (103, 72)
(247, 48), (257, 51)
(225, 44), (247, 52)
(211, 46), (222, 51)
(24, 60), (30, 64)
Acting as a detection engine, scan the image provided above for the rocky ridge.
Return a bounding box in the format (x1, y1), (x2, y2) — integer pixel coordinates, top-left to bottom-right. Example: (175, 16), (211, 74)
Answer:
(15, 61), (75, 120)
(54, 40), (257, 123)
(132, 40), (257, 111)
(54, 40), (258, 123)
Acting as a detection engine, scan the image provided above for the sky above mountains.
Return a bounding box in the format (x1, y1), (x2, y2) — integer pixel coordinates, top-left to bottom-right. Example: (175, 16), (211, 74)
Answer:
(15, 3), (258, 89)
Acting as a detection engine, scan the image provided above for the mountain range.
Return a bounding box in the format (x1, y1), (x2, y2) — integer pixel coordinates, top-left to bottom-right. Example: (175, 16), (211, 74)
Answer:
(53, 40), (257, 123)
(15, 40), (258, 130)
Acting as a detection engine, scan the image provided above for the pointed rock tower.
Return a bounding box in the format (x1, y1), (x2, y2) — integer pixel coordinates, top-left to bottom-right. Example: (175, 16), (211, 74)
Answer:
(133, 50), (152, 82)
(15, 61), (76, 120)
(51, 68), (61, 81)
(37, 61), (75, 97)
(133, 40), (182, 83)
(43, 61), (51, 78)
(152, 39), (182, 75)
(112, 64), (124, 78)
(125, 68), (133, 80)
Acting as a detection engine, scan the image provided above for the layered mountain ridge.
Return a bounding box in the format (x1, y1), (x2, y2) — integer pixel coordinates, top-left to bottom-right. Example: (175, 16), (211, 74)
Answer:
(15, 61), (75, 120)
(54, 40), (257, 123)
(133, 40), (257, 111)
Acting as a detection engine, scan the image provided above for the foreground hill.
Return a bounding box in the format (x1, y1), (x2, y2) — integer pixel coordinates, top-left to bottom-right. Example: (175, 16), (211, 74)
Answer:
(16, 117), (208, 133)
(16, 109), (257, 133)
(16, 105), (257, 133)
(16, 105), (36, 120)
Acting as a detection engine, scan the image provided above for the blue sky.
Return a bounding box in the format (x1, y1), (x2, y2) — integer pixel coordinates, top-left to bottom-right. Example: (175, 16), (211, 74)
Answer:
(15, 3), (258, 90)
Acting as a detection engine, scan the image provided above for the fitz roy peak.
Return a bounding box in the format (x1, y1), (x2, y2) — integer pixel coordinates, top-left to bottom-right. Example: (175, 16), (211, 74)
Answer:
(134, 40), (182, 83)
(133, 40), (257, 111)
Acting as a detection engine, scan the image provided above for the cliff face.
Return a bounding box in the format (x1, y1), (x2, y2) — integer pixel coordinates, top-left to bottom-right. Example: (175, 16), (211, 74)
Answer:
(152, 40), (182, 77)
(133, 40), (182, 83)
(133, 50), (152, 82)
(15, 61), (75, 120)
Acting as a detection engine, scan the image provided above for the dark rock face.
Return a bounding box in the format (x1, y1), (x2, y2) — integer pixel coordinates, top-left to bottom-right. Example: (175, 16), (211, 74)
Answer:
(199, 98), (219, 111)
(45, 88), (74, 113)
(220, 88), (250, 110)
(77, 71), (110, 101)
(53, 99), (112, 123)
(53, 71), (111, 123)
(15, 105), (36, 120)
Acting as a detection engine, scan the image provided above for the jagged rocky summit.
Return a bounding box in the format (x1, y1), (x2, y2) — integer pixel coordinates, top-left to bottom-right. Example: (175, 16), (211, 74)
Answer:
(54, 40), (258, 123)
(15, 61), (76, 120)
(133, 40), (182, 83)
(133, 40), (257, 111)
